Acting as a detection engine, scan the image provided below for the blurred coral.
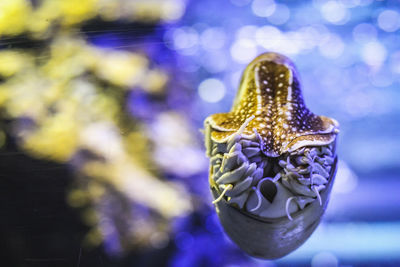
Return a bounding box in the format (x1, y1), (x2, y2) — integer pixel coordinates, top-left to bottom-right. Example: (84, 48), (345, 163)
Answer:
(0, 0), (186, 39)
(0, 0), (191, 254)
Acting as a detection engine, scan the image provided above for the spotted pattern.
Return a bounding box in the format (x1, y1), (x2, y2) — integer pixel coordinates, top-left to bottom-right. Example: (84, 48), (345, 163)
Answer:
(206, 52), (339, 157)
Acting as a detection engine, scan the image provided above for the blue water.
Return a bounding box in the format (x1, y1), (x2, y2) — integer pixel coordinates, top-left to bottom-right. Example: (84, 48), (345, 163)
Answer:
(164, 0), (400, 266)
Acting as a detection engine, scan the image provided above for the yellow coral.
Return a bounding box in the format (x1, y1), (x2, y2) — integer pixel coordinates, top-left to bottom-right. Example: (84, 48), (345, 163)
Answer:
(23, 112), (79, 161)
(141, 69), (169, 94)
(0, 51), (32, 77)
(0, 13), (188, 248)
(0, 0), (186, 38)
(0, 0), (31, 36)
(57, 0), (98, 26)
(92, 50), (149, 88)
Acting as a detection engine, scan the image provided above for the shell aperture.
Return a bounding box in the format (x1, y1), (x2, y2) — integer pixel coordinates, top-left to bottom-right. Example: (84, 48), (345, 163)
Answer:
(204, 52), (339, 259)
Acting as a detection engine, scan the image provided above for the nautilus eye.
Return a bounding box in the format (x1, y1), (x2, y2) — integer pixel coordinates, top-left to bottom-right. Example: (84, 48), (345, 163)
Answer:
(204, 52), (339, 259)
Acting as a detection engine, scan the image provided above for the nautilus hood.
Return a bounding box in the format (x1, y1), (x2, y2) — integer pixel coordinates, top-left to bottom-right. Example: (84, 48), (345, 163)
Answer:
(204, 52), (339, 259)
(205, 53), (339, 157)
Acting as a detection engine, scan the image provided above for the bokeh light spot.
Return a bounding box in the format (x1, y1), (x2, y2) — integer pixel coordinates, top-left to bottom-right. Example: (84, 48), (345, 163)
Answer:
(377, 10), (400, 32)
(319, 34), (345, 59)
(267, 4), (291, 25)
(255, 26), (282, 49)
(251, 0), (276, 17)
(198, 78), (226, 103)
(235, 25), (258, 40)
(230, 39), (258, 63)
(201, 27), (227, 50)
(172, 26), (199, 54)
(361, 41), (387, 67)
(321, 1), (349, 25)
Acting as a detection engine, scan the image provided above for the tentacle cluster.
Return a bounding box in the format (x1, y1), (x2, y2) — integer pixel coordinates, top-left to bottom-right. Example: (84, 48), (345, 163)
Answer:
(205, 52), (338, 221)
(206, 118), (336, 220)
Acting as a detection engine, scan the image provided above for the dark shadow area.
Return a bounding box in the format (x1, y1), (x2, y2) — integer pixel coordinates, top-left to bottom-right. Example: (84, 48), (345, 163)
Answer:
(0, 133), (173, 267)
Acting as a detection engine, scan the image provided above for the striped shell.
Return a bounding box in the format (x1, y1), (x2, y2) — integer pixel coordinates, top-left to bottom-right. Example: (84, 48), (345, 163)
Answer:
(204, 52), (339, 259)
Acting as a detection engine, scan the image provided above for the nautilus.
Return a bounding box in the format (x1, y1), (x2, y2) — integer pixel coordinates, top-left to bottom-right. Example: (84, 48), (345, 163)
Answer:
(204, 52), (339, 259)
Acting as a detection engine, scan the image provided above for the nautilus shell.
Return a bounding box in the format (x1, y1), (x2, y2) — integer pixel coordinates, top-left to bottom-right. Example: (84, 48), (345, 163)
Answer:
(204, 52), (339, 259)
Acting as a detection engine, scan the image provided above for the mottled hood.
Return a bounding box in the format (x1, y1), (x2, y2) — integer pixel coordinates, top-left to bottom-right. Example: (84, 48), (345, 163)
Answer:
(205, 52), (339, 157)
